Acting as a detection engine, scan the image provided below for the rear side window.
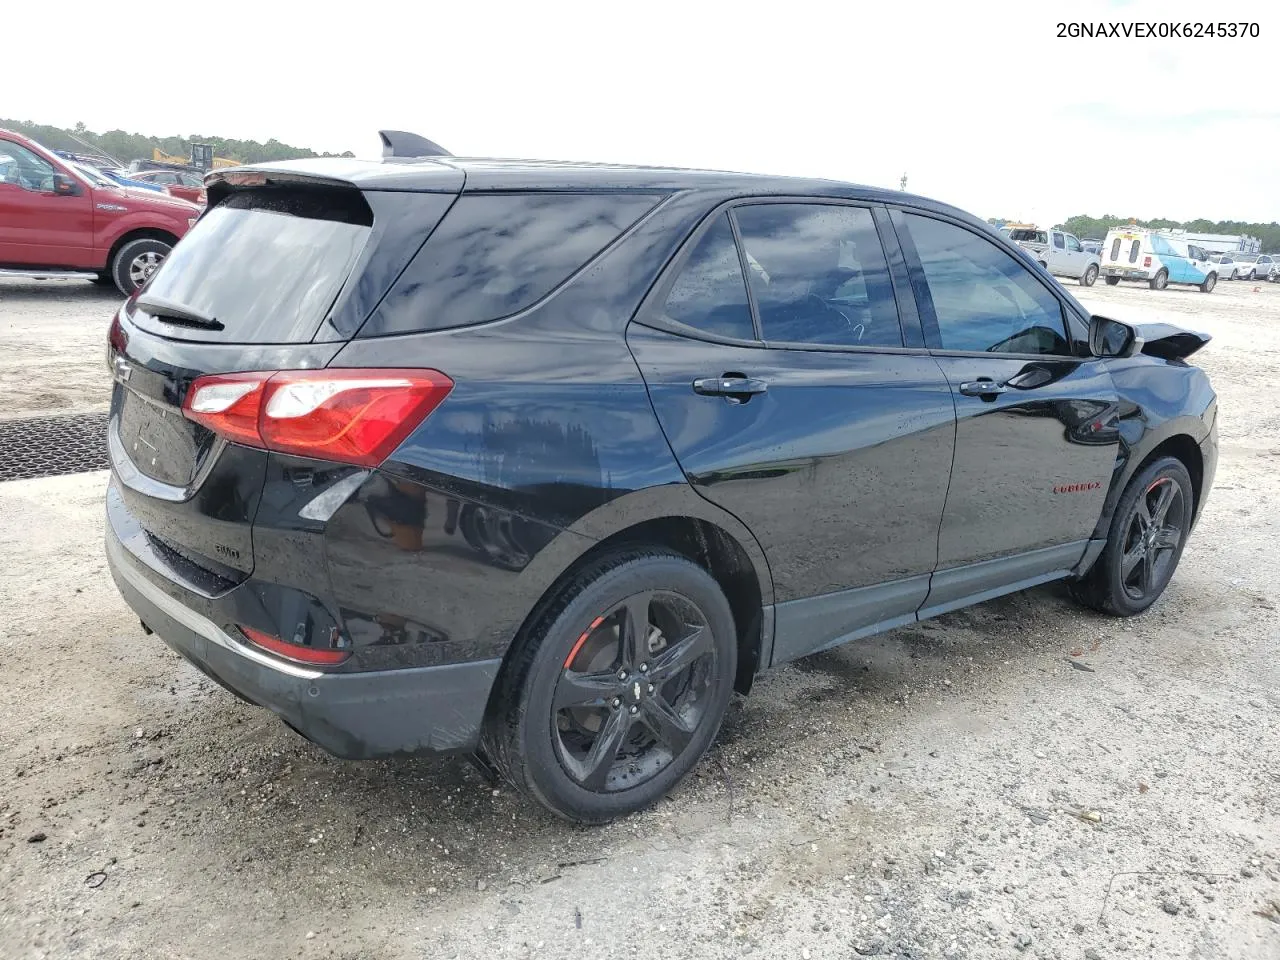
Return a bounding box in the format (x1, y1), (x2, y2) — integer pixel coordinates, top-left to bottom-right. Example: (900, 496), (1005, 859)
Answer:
(134, 188), (373, 343)
(734, 203), (901, 347)
(660, 214), (755, 341)
(363, 193), (662, 337)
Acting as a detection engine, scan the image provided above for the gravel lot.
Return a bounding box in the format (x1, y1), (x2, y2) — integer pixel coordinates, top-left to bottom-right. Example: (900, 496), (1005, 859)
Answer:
(0, 276), (1277, 960)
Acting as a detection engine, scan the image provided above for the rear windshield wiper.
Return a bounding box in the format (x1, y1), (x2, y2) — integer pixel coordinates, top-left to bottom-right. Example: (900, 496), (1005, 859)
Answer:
(135, 294), (225, 331)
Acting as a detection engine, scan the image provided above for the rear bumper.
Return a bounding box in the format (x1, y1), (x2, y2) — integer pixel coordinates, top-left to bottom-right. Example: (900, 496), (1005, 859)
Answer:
(106, 512), (500, 759)
(1102, 266), (1150, 279)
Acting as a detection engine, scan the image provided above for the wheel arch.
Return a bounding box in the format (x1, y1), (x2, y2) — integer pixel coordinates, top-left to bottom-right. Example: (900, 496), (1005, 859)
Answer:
(103, 228), (181, 271)
(494, 487), (775, 704)
(1093, 425), (1205, 541)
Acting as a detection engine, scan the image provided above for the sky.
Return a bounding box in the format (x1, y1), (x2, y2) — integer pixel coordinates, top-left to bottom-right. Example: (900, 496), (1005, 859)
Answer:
(8, 0), (1279, 227)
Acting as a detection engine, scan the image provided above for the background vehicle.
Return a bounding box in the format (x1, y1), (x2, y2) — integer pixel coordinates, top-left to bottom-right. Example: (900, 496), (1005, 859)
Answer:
(1229, 252), (1261, 279)
(104, 142), (1218, 824)
(128, 169), (207, 206)
(1250, 254), (1277, 281)
(1101, 228), (1220, 291)
(1082, 238), (1103, 255)
(1209, 254), (1239, 280)
(0, 128), (199, 294)
(1005, 223), (1101, 285)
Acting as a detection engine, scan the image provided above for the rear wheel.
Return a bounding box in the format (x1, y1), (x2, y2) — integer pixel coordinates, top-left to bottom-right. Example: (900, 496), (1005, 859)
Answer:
(482, 550), (737, 823)
(1104, 276), (1121, 286)
(1200, 272), (1217, 293)
(91, 273), (115, 287)
(1149, 269), (1168, 291)
(111, 238), (172, 296)
(1069, 456), (1193, 616)
(1080, 264), (1098, 287)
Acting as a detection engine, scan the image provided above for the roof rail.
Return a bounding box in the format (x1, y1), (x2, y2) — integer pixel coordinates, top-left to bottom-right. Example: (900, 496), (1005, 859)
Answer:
(378, 130), (452, 159)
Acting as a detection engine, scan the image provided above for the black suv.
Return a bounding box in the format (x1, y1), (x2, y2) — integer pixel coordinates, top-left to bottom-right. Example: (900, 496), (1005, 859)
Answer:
(105, 139), (1217, 823)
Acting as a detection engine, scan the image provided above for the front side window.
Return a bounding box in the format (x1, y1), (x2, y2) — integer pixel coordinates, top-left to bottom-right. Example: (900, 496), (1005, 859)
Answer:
(903, 213), (1070, 356)
(0, 141), (56, 193)
(1065, 235), (1082, 252)
(733, 203), (901, 348)
(660, 214), (755, 341)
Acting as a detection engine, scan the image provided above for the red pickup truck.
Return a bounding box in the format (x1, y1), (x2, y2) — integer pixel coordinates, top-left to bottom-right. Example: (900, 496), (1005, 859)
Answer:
(0, 128), (200, 295)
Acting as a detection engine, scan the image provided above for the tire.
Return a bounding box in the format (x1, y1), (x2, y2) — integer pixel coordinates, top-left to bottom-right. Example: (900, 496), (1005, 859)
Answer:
(110, 238), (172, 296)
(1200, 272), (1217, 293)
(91, 273), (115, 287)
(1149, 269), (1168, 291)
(1104, 276), (1121, 286)
(482, 549), (738, 823)
(1080, 264), (1098, 287)
(1069, 456), (1194, 617)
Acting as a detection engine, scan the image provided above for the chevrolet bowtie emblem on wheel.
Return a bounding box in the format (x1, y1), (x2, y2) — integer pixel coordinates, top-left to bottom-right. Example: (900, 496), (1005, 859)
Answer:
(633, 681), (642, 701)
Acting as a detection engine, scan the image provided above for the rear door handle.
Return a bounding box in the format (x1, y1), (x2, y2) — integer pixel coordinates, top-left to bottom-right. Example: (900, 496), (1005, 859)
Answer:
(693, 376), (769, 398)
(958, 379), (1008, 399)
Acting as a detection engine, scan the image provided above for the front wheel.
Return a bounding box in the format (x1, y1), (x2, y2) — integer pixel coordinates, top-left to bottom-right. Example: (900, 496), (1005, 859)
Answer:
(483, 550), (738, 823)
(1069, 456), (1194, 616)
(1080, 264), (1099, 287)
(1104, 275), (1121, 286)
(1149, 269), (1169, 291)
(111, 238), (172, 296)
(1200, 272), (1217, 293)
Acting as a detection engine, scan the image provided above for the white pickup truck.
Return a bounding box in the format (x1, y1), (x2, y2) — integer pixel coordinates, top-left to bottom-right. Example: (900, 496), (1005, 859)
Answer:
(1000, 224), (1101, 286)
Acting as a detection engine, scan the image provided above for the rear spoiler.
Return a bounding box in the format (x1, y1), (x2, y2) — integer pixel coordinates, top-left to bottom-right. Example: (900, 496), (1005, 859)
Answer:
(379, 130), (452, 159)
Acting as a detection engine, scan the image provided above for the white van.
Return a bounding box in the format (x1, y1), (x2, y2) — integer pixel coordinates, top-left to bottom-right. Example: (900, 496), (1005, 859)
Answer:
(1101, 229), (1219, 292)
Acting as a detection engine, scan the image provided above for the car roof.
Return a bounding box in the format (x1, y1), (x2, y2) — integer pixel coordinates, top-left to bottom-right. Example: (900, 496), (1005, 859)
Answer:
(211, 155), (984, 224)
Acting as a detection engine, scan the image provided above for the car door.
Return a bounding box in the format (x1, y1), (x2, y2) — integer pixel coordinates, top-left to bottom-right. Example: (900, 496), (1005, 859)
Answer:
(890, 209), (1121, 617)
(1064, 233), (1087, 276)
(627, 202), (957, 663)
(1049, 230), (1068, 274)
(0, 139), (95, 267)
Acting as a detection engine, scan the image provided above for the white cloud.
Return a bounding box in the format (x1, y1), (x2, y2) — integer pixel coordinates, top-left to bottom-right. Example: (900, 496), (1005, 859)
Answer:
(8, 0), (1278, 225)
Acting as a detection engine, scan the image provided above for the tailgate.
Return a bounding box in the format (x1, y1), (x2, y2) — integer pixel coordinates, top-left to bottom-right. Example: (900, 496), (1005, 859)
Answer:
(107, 177), (459, 585)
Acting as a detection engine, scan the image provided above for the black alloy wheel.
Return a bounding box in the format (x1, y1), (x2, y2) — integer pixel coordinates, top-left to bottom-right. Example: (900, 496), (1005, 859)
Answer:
(1069, 456), (1194, 616)
(553, 590), (716, 792)
(482, 550), (737, 823)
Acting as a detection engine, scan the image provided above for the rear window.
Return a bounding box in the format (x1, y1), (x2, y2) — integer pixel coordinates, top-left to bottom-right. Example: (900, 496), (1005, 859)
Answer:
(361, 192), (663, 337)
(1109, 238), (1121, 261)
(1129, 240), (1140, 263)
(134, 188), (373, 343)
(1009, 229), (1048, 244)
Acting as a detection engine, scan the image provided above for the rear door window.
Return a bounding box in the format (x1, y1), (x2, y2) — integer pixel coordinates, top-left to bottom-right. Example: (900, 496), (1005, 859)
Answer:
(363, 192), (663, 337)
(1129, 240), (1141, 263)
(659, 214), (755, 341)
(733, 203), (902, 348)
(1053, 232), (1065, 249)
(130, 188), (374, 343)
(1109, 238), (1121, 261)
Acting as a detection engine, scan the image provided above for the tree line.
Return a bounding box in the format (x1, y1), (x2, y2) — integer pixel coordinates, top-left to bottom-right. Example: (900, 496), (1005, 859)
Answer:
(990, 214), (1280, 253)
(2, 119), (354, 166)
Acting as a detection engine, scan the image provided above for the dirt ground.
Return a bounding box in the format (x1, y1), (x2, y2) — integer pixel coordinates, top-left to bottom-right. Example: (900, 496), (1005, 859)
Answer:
(0, 275), (1277, 960)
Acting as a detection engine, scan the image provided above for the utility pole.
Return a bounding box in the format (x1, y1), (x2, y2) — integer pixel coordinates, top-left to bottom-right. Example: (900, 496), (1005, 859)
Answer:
(899, 173), (908, 192)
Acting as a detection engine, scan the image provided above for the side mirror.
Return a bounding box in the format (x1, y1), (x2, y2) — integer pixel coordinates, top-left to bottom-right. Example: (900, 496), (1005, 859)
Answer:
(1089, 315), (1137, 359)
(52, 174), (81, 197)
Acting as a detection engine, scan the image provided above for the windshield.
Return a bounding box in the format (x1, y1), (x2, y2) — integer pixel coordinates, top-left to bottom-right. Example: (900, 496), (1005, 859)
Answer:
(71, 162), (114, 188)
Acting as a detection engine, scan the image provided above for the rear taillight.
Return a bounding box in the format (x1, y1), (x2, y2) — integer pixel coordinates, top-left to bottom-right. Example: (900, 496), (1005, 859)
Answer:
(183, 369), (453, 467)
(239, 625), (350, 666)
(1143, 256), (1152, 267)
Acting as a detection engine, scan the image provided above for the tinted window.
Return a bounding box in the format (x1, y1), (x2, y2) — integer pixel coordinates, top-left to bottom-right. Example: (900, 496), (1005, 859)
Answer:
(1053, 233), (1065, 249)
(734, 204), (901, 347)
(133, 188), (373, 343)
(1109, 238), (1121, 261)
(904, 214), (1069, 356)
(1129, 240), (1140, 263)
(660, 214), (754, 341)
(1009, 229), (1047, 244)
(0, 141), (55, 192)
(365, 193), (661, 336)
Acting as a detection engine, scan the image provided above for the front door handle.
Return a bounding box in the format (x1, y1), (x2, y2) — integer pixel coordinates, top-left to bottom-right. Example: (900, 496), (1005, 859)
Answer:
(693, 375), (769, 398)
(958, 379), (1008, 399)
